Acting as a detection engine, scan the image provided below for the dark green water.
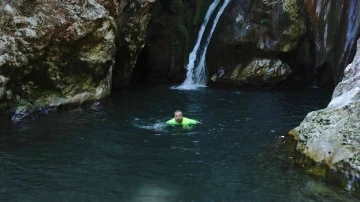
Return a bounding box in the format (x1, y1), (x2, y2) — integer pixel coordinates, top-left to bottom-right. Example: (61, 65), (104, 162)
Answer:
(0, 86), (358, 201)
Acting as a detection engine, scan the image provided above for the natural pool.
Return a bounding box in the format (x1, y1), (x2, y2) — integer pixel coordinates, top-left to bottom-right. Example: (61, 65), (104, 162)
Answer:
(0, 86), (358, 201)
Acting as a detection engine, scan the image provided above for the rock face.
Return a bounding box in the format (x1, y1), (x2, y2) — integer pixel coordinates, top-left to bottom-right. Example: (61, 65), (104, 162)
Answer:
(206, 0), (360, 88)
(0, 0), (156, 119)
(138, 0), (307, 86)
(133, 0), (212, 84)
(127, 0), (360, 88)
(215, 0), (307, 52)
(113, 0), (156, 88)
(205, 0), (307, 86)
(286, 39), (360, 192)
(305, 0), (360, 87)
(0, 0), (118, 120)
(211, 58), (292, 86)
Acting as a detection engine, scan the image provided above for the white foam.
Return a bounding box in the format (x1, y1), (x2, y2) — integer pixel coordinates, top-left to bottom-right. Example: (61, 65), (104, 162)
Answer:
(171, 84), (207, 91)
(182, 0), (221, 86)
(133, 122), (166, 132)
(181, 0), (231, 87)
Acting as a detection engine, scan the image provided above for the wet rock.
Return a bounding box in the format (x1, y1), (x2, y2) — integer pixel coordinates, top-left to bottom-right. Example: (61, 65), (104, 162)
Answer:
(304, 0), (360, 87)
(133, 0), (212, 84)
(214, 0), (306, 52)
(134, 0), (360, 88)
(206, 0), (360, 88)
(0, 75), (10, 112)
(286, 38), (360, 193)
(206, 0), (307, 86)
(142, 0), (306, 85)
(0, 0), (117, 119)
(0, 0), (158, 119)
(113, 0), (156, 88)
(211, 58), (292, 86)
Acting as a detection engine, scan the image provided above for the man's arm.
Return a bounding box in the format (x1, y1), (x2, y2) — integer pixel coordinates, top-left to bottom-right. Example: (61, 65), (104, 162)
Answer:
(188, 119), (201, 125)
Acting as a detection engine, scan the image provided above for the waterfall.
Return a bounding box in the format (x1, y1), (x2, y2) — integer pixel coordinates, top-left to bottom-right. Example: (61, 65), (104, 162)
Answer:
(181, 0), (221, 87)
(193, 0), (231, 85)
(177, 0), (231, 90)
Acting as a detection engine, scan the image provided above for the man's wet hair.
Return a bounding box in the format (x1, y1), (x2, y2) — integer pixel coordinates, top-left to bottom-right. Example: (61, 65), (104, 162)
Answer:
(174, 110), (182, 114)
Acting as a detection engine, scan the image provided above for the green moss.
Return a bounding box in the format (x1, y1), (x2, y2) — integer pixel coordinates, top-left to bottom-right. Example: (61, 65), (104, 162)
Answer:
(307, 164), (327, 177)
(176, 24), (189, 44)
(260, 18), (268, 25)
(0, 103), (6, 112)
(193, 7), (206, 25)
(237, 21), (244, 29)
(151, 1), (163, 18)
(280, 12), (292, 31)
(281, 43), (292, 52)
(193, 0), (209, 25)
(171, 0), (186, 12)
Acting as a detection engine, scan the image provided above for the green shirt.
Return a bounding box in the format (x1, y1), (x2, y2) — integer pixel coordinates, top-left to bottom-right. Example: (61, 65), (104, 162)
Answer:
(166, 117), (198, 128)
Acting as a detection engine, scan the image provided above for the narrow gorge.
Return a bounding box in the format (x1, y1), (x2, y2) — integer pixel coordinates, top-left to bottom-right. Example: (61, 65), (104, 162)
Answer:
(1, 0), (360, 199)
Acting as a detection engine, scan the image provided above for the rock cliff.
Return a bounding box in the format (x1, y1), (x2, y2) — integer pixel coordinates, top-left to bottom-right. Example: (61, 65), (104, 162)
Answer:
(0, 0), (155, 120)
(286, 38), (360, 193)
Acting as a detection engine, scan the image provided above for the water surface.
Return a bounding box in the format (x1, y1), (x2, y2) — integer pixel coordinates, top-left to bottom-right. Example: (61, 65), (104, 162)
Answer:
(0, 86), (357, 201)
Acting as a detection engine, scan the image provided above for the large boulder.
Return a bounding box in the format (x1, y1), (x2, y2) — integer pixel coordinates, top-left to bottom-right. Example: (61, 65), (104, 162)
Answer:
(206, 0), (307, 86)
(211, 58), (292, 86)
(286, 39), (360, 193)
(0, 0), (119, 120)
(216, 0), (307, 52)
(0, 0), (158, 119)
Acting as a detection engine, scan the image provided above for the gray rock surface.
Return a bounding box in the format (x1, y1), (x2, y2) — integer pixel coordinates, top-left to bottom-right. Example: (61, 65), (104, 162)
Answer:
(113, 0), (156, 88)
(0, 0), (118, 119)
(288, 38), (360, 192)
(0, 0), (156, 120)
(211, 58), (292, 86)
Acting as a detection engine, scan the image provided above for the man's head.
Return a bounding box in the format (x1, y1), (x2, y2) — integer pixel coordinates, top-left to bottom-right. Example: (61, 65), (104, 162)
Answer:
(174, 110), (183, 123)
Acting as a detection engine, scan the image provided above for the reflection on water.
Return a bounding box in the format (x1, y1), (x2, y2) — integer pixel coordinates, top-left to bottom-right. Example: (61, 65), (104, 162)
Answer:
(0, 86), (358, 201)
(132, 182), (179, 202)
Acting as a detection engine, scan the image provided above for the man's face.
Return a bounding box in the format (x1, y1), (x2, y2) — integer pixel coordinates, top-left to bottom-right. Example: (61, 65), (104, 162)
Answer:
(174, 112), (183, 123)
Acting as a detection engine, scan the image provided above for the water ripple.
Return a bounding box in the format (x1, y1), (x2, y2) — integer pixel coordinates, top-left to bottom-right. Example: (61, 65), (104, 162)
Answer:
(0, 86), (357, 201)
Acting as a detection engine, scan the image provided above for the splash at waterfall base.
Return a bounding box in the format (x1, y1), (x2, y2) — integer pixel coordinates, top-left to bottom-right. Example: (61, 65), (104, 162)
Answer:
(174, 0), (298, 90)
(284, 39), (360, 193)
(175, 0), (231, 90)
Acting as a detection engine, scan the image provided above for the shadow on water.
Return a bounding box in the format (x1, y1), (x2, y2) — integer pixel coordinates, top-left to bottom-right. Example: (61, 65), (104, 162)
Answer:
(0, 85), (359, 201)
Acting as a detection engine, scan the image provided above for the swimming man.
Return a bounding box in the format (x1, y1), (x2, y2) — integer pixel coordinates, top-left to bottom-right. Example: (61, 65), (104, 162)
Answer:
(166, 110), (201, 127)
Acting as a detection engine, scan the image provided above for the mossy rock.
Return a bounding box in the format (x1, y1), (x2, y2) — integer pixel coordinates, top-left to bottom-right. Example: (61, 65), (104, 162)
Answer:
(284, 132), (360, 195)
(193, 0), (208, 25)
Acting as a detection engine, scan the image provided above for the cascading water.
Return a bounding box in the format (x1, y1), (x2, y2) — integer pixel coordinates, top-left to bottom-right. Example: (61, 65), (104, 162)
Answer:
(194, 0), (231, 85)
(180, 0), (221, 87)
(176, 0), (231, 90)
